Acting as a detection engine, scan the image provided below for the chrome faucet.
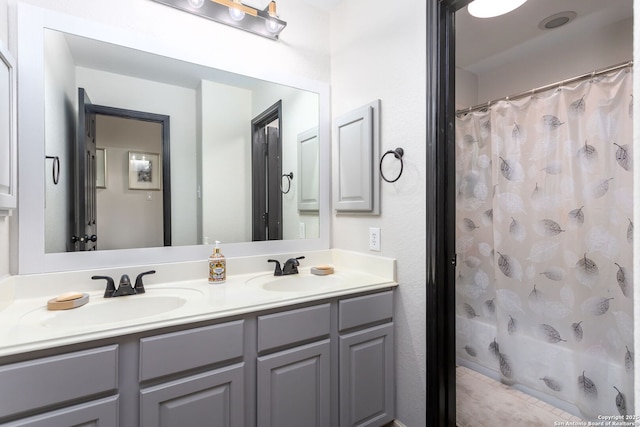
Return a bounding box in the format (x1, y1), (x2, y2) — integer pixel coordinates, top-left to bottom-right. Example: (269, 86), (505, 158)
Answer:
(268, 256), (305, 276)
(92, 270), (156, 298)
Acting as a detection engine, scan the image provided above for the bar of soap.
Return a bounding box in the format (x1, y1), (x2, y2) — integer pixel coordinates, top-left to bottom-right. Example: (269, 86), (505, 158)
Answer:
(311, 265), (334, 275)
(55, 291), (84, 302)
(47, 293), (90, 310)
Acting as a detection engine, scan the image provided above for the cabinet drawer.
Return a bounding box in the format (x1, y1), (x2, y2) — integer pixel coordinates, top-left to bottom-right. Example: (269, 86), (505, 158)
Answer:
(258, 304), (330, 353)
(3, 395), (119, 427)
(139, 320), (244, 382)
(0, 345), (118, 419)
(338, 291), (393, 332)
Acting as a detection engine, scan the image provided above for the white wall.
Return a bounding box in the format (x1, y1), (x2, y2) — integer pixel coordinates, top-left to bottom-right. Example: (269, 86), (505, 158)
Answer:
(330, 0), (427, 425)
(460, 17), (634, 108)
(43, 29), (75, 253)
(200, 80), (252, 244)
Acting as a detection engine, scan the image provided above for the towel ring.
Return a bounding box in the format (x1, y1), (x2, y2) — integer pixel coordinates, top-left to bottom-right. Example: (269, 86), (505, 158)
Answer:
(281, 172), (293, 194)
(46, 156), (60, 185)
(380, 148), (404, 183)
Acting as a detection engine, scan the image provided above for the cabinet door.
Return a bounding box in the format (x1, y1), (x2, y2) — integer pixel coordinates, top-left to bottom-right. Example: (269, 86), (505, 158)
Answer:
(3, 396), (118, 427)
(257, 340), (330, 427)
(340, 323), (394, 427)
(140, 363), (244, 427)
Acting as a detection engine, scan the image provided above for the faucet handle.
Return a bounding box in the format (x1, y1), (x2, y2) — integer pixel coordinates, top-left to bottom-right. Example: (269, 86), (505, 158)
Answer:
(282, 256), (305, 275)
(268, 259), (282, 276)
(134, 270), (156, 294)
(92, 275), (116, 298)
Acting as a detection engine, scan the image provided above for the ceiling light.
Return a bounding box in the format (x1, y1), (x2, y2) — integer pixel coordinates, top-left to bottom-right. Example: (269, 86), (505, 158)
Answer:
(538, 11), (577, 30)
(151, 0), (287, 40)
(228, 0), (246, 21)
(265, 1), (285, 34)
(468, 0), (527, 18)
(187, 0), (205, 8)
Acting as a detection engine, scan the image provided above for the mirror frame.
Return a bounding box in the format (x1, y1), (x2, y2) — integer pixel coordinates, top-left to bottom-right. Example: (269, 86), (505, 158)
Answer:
(16, 3), (330, 274)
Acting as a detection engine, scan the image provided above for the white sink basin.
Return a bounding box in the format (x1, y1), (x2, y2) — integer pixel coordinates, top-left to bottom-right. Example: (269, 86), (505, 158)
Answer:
(246, 273), (342, 293)
(19, 288), (202, 328)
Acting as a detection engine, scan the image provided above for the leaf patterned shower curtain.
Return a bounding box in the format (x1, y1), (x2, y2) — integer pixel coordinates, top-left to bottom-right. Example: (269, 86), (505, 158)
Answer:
(455, 68), (634, 419)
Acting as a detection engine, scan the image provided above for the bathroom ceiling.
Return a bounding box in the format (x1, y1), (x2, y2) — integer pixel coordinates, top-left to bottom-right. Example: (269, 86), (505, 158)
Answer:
(456, 0), (633, 74)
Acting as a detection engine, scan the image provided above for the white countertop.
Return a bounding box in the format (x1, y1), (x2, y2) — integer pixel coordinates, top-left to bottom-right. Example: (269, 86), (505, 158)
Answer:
(0, 250), (397, 357)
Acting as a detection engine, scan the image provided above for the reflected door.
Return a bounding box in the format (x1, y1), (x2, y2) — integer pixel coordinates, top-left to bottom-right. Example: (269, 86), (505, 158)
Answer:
(252, 101), (283, 241)
(73, 88), (97, 251)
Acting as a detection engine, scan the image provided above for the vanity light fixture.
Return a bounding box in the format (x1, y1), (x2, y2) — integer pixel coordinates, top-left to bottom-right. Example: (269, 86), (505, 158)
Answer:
(467, 0), (527, 18)
(151, 0), (287, 40)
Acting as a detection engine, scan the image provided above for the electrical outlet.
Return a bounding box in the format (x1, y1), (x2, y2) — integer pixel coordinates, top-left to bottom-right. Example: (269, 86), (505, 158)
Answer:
(299, 222), (306, 238)
(369, 227), (381, 251)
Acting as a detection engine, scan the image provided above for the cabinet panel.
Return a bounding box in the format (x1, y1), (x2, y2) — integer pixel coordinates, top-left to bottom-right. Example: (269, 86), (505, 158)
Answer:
(340, 324), (394, 427)
(0, 40), (16, 215)
(258, 304), (330, 353)
(139, 320), (244, 381)
(333, 100), (380, 214)
(2, 395), (118, 427)
(297, 127), (319, 212)
(257, 340), (330, 427)
(338, 291), (393, 332)
(0, 345), (118, 419)
(140, 363), (244, 427)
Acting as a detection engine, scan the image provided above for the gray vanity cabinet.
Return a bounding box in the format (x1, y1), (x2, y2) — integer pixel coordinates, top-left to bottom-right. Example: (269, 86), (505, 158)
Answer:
(256, 304), (332, 427)
(338, 291), (395, 427)
(0, 288), (395, 427)
(138, 321), (246, 427)
(1, 396), (119, 427)
(140, 364), (245, 427)
(0, 345), (119, 426)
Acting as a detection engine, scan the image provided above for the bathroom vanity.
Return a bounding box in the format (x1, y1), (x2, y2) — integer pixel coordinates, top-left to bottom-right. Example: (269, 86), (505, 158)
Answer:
(0, 250), (396, 427)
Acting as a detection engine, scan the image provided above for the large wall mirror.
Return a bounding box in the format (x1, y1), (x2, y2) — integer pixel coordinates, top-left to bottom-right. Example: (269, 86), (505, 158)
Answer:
(17, 3), (330, 274)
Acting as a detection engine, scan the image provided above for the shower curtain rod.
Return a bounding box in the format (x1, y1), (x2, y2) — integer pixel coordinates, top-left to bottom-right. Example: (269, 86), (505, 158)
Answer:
(456, 60), (634, 116)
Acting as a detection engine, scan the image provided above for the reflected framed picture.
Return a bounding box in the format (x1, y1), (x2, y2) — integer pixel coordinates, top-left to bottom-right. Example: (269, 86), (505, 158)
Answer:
(128, 151), (161, 190)
(96, 148), (106, 189)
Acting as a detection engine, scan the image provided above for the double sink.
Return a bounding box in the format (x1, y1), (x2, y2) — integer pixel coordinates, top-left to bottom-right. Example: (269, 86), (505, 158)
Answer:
(17, 270), (348, 330)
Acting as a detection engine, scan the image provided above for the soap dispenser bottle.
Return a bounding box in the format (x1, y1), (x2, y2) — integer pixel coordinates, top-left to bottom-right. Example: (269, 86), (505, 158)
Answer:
(208, 241), (226, 284)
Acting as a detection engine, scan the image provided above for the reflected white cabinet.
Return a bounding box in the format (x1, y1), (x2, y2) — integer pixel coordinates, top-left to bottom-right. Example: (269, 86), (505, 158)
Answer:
(333, 100), (380, 214)
(298, 127), (320, 212)
(0, 41), (16, 216)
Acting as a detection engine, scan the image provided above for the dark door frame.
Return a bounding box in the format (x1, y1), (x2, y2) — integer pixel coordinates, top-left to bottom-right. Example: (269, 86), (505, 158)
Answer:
(251, 100), (283, 241)
(88, 104), (172, 247)
(427, 0), (471, 426)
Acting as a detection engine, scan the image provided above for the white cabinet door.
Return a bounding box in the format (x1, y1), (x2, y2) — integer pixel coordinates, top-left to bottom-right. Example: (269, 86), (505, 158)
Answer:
(0, 41), (16, 216)
(333, 100), (380, 213)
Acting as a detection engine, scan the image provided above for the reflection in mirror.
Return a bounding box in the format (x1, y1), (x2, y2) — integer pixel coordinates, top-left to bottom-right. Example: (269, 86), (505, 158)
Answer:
(44, 29), (320, 254)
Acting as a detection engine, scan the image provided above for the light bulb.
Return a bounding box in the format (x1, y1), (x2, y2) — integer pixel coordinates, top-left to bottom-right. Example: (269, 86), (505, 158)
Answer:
(187, 0), (205, 8)
(265, 18), (283, 33)
(468, 0), (527, 18)
(228, 6), (245, 21)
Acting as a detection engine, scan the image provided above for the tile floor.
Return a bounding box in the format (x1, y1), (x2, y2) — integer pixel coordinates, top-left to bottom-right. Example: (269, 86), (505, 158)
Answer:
(456, 365), (585, 427)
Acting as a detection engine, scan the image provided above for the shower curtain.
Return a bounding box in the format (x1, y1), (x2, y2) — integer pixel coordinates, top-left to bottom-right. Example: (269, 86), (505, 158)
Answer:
(455, 68), (634, 419)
